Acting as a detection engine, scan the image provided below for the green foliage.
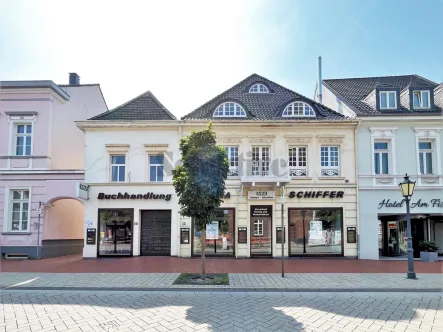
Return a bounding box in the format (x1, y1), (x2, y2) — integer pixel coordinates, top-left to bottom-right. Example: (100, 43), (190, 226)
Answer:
(172, 122), (229, 230)
(419, 241), (439, 252)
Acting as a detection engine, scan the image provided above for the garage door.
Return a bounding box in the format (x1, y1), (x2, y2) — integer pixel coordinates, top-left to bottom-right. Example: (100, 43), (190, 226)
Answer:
(140, 210), (171, 256)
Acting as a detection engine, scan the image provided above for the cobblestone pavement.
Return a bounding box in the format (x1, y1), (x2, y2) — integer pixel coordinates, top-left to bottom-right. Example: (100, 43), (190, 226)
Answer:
(0, 290), (441, 332)
(0, 273), (441, 292)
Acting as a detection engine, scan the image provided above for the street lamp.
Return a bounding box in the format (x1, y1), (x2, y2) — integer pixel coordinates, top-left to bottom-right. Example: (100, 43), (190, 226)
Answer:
(399, 174), (416, 279)
(301, 210), (306, 254)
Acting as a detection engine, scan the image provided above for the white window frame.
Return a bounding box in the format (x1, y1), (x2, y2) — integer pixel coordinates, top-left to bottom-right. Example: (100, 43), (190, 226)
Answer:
(213, 102), (247, 117)
(149, 154), (165, 182)
(288, 146), (307, 177)
(254, 220), (264, 236)
(8, 119), (35, 158)
(373, 140), (391, 175)
(224, 146), (239, 177)
(418, 140), (434, 175)
(282, 102), (315, 117)
(3, 187), (31, 233)
(413, 90), (431, 109)
(379, 91), (397, 109)
(249, 83), (269, 93)
(110, 155), (126, 182)
(252, 146), (270, 176)
(413, 127), (442, 185)
(369, 128), (397, 182)
(320, 146), (340, 176)
(13, 123), (33, 156)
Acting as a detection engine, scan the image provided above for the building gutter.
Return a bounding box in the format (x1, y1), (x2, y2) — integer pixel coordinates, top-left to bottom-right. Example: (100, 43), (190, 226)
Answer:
(354, 120), (361, 259)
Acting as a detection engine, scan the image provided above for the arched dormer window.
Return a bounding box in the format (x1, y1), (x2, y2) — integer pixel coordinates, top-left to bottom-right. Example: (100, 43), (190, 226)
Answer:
(213, 102), (247, 117)
(249, 83), (269, 93)
(282, 102), (315, 117)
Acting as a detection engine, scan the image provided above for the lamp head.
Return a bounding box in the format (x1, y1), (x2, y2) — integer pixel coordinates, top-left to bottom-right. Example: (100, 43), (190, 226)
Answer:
(399, 173), (416, 199)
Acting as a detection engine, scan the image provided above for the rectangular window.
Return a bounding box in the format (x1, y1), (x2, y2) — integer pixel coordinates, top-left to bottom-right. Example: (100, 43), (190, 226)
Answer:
(149, 155), (164, 182)
(14, 124), (32, 156)
(111, 155), (126, 182)
(10, 189), (30, 231)
(413, 91), (430, 109)
(225, 146), (239, 176)
(320, 146), (339, 176)
(374, 141), (389, 174)
(254, 220), (264, 236)
(419, 141), (433, 174)
(252, 146), (270, 176)
(288, 146), (307, 176)
(379, 91), (397, 109)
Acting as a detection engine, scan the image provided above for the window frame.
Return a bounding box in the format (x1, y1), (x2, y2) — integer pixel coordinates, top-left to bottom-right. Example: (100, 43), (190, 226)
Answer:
(254, 219), (264, 236)
(224, 146), (239, 177)
(418, 140), (434, 175)
(413, 90), (431, 109)
(320, 145), (340, 176)
(373, 140), (390, 175)
(288, 146), (308, 177)
(4, 188), (31, 233)
(379, 91), (397, 109)
(249, 83), (269, 94)
(110, 154), (126, 182)
(149, 154), (165, 182)
(213, 102), (247, 118)
(252, 146), (270, 176)
(282, 102), (315, 117)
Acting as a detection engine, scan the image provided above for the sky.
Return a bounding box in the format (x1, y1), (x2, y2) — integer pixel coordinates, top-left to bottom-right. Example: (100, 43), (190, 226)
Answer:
(0, 0), (442, 117)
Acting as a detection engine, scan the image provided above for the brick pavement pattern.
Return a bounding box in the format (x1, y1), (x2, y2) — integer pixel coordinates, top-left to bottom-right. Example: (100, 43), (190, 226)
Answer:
(0, 290), (441, 332)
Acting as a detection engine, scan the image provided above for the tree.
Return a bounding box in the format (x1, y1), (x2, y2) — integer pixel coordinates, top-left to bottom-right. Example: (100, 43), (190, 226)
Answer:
(172, 123), (229, 279)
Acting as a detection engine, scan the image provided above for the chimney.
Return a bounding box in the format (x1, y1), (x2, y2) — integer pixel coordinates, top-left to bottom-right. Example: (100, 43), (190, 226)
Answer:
(318, 56), (322, 104)
(69, 73), (80, 85)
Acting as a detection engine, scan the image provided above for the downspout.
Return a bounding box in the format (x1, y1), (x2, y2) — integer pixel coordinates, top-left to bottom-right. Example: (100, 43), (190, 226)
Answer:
(354, 120), (361, 259)
(177, 122), (183, 257)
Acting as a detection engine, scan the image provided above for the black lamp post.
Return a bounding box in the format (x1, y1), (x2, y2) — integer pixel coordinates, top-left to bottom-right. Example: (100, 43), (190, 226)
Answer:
(301, 210), (306, 254)
(399, 174), (416, 279)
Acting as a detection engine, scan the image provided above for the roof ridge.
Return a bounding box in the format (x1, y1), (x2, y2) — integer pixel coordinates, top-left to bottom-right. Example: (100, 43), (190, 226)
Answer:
(323, 74), (418, 82)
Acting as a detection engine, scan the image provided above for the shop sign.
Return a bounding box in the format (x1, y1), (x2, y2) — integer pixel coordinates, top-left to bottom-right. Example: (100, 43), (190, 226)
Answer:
(289, 191), (344, 199)
(97, 192), (172, 201)
(378, 198), (443, 209)
(251, 205), (272, 217)
(206, 221), (219, 240)
(77, 183), (89, 200)
(248, 191), (275, 200)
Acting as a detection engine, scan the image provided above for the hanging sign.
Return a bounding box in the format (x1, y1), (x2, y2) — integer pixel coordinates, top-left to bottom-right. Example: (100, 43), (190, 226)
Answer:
(248, 191), (275, 200)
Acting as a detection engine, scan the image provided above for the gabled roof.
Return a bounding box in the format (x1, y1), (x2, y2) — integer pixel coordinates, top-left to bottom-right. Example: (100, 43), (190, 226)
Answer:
(323, 74), (442, 116)
(182, 74), (347, 121)
(89, 90), (176, 120)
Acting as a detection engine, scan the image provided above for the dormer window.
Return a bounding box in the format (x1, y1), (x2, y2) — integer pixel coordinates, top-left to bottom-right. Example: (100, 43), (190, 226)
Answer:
(379, 91), (397, 109)
(413, 90), (430, 109)
(282, 102), (315, 117)
(213, 102), (246, 117)
(249, 83), (269, 93)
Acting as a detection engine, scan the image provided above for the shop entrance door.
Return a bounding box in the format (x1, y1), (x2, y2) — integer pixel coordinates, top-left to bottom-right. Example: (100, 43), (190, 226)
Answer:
(250, 205), (272, 256)
(140, 210), (171, 256)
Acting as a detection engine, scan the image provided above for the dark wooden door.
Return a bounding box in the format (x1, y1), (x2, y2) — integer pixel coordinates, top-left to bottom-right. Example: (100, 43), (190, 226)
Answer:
(140, 210), (171, 256)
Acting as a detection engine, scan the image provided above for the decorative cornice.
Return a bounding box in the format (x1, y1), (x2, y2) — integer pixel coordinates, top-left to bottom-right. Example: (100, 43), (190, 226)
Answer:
(144, 144), (169, 152)
(105, 144), (130, 153)
(421, 177), (439, 184)
(412, 127), (442, 138)
(285, 136), (312, 144)
(248, 135), (275, 144)
(317, 136), (344, 144)
(217, 136), (243, 144)
(375, 177), (394, 184)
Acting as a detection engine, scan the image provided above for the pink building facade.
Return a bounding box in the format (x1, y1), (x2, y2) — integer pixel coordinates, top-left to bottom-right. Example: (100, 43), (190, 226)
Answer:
(0, 74), (107, 258)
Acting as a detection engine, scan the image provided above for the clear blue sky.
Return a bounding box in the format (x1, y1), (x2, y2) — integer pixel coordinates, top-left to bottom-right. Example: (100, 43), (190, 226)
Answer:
(0, 0), (442, 117)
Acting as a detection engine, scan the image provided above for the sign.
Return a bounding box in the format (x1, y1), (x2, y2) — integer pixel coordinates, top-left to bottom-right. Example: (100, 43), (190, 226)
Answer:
(251, 205), (272, 217)
(77, 183), (89, 200)
(97, 192), (172, 201)
(248, 191), (275, 200)
(289, 191), (344, 199)
(309, 220), (323, 240)
(85, 220), (93, 227)
(37, 208), (43, 216)
(378, 198), (443, 209)
(238, 227), (247, 243)
(206, 221), (219, 240)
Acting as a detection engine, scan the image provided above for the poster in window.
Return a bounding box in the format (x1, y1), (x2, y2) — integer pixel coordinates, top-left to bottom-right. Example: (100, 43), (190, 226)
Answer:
(309, 220), (323, 240)
(206, 221), (219, 240)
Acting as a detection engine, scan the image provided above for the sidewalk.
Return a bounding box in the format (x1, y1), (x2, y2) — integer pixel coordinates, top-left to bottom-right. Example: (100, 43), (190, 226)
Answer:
(1, 272), (442, 292)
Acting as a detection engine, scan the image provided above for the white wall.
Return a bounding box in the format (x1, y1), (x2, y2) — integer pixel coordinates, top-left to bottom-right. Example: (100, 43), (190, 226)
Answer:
(321, 85), (356, 117)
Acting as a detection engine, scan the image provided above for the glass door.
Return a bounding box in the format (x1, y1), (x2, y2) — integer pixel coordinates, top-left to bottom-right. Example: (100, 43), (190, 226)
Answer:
(98, 209), (133, 256)
(250, 205), (273, 256)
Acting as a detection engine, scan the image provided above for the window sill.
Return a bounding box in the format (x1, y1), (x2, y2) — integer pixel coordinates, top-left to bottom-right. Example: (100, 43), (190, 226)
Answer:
(1, 232), (32, 235)
(318, 177), (346, 180)
(291, 177), (313, 180)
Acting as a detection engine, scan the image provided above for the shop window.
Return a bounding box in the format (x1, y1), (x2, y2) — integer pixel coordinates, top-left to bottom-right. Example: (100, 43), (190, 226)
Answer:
(149, 155), (164, 182)
(288, 146), (307, 177)
(98, 209), (133, 256)
(224, 146), (239, 176)
(418, 141), (434, 174)
(374, 141), (390, 174)
(111, 155), (126, 182)
(320, 146), (339, 176)
(288, 208), (343, 255)
(8, 189), (30, 232)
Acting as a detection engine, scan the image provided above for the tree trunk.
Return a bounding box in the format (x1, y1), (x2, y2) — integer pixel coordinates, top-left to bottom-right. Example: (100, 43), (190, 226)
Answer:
(201, 224), (206, 280)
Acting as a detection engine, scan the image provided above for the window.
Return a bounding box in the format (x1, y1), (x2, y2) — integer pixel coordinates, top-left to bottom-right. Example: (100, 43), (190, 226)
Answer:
(379, 91), (397, 109)
(419, 141), (433, 174)
(249, 83), (269, 93)
(413, 91), (430, 109)
(213, 102), (246, 117)
(10, 190), (30, 231)
(225, 147), (239, 176)
(254, 220), (264, 236)
(320, 146), (339, 176)
(14, 124), (32, 156)
(149, 155), (164, 181)
(282, 102), (315, 117)
(111, 155), (126, 182)
(252, 146), (270, 176)
(288, 147), (307, 176)
(374, 141), (390, 174)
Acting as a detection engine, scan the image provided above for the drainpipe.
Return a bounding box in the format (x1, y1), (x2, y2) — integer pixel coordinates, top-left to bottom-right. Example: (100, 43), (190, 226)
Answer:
(354, 121), (361, 259)
(318, 56), (323, 104)
(177, 122), (183, 257)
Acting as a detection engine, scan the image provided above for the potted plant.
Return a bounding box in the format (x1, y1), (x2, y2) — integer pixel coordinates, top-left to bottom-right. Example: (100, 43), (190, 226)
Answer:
(419, 241), (439, 262)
